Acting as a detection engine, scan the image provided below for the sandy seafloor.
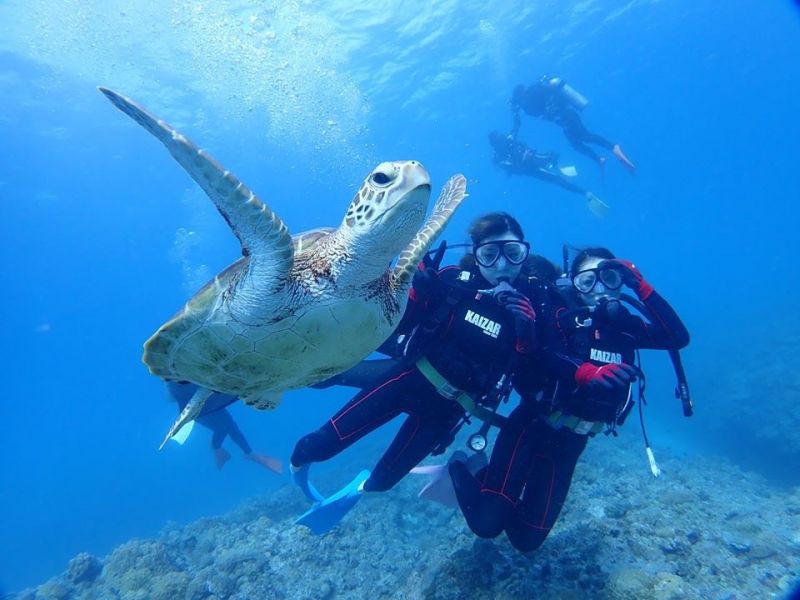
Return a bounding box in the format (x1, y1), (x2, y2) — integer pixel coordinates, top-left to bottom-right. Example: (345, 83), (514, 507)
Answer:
(15, 433), (800, 600)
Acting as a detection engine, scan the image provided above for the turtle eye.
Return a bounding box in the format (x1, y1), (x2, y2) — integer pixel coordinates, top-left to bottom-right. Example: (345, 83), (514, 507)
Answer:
(371, 171), (392, 186)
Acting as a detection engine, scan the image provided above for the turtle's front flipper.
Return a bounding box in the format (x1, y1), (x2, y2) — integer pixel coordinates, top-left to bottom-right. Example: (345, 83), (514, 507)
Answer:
(159, 386), (213, 450)
(98, 88), (294, 314)
(391, 174), (468, 290)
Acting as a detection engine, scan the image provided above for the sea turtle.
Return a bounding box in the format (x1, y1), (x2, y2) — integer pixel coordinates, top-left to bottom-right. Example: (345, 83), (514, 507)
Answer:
(98, 87), (468, 448)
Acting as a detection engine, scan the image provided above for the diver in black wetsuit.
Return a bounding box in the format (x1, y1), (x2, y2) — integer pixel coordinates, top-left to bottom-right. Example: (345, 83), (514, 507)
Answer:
(488, 130), (609, 217)
(289, 212), (549, 535)
(511, 75), (636, 172)
(314, 251), (563, 392)
(167, 382), (282, 474)
(450, 247), (689, 552)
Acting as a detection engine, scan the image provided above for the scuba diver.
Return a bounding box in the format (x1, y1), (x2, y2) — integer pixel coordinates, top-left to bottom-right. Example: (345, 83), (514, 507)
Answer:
(310, 250), (565, 508)
(489, 130), (609, 218)
(166, 381), (283, 474)
(449, 247), (689, 552)
(289, 212), (552, 535)
(511, 75), (637, 173)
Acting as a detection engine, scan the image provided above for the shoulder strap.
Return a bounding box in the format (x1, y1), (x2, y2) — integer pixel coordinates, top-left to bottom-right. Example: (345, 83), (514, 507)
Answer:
(420, 271), (472, 333)
(619, 294), (693, 417)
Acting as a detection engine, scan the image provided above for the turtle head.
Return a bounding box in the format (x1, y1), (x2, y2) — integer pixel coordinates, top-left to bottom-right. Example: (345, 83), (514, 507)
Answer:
(340, 161), (431, 270)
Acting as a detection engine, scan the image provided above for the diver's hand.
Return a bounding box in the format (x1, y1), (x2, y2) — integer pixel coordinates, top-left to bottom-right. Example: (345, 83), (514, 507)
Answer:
(600, 259), (653, 300)
(575, 362), (637, 391)
(501, 291), (537, 352)
(411, 267), (439, 302)
(411, 241), (447, 302)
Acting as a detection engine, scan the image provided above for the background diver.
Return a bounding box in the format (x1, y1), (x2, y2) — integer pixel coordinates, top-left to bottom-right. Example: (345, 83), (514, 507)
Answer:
(167, 381), (283, 474)
(489, 130), (610, 218)
(511, 75), (636, 172)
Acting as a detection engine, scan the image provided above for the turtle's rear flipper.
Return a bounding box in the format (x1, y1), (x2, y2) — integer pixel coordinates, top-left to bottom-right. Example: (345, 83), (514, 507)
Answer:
(160, 386), (213, 450)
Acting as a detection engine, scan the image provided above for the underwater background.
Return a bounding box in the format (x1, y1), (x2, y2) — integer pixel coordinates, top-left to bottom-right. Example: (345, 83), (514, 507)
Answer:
(1, 0), (799, 597)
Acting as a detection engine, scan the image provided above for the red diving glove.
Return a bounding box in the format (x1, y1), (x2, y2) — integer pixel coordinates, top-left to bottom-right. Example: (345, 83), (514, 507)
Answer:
(501, 290), (537, 352)
(601, 258), (654, 300)
(575, 362), (637, 391)
(410, 241), (447, 302)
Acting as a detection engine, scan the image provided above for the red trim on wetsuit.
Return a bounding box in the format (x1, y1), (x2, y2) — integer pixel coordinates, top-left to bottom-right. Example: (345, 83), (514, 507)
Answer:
(331, 368), (415, 440)
(484, 425), (529, 505)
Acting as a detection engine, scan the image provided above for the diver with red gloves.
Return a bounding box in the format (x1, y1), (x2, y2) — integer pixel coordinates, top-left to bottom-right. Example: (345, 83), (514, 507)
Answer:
(450, 246), (689, 552)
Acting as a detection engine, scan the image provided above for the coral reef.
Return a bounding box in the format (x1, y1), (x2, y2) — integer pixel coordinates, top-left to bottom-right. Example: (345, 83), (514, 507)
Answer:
(13, 434), (800, 599)
(699, 322), (800, 463)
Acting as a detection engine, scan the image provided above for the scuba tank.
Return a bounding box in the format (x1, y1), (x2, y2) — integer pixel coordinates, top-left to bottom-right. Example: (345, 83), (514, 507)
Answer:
(544, 76), (589, 111)
(561, 82), (589, 111)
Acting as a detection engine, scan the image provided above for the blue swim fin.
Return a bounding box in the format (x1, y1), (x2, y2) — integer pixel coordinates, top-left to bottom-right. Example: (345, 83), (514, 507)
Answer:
(290, 464), (325, 503)
(295, 469), (370, 535)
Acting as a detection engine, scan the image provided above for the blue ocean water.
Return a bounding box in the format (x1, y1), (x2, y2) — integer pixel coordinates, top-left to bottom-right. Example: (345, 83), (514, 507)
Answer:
(1, 0), (798, 594)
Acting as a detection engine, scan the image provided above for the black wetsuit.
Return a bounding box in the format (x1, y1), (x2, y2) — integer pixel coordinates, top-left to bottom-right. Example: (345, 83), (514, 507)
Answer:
(291, 265), (548, 493)
(490, 134), (587, 196)
(451, 290), (689, 552)
(167, 382), (252, 453)
(511, 81), (614, 164)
